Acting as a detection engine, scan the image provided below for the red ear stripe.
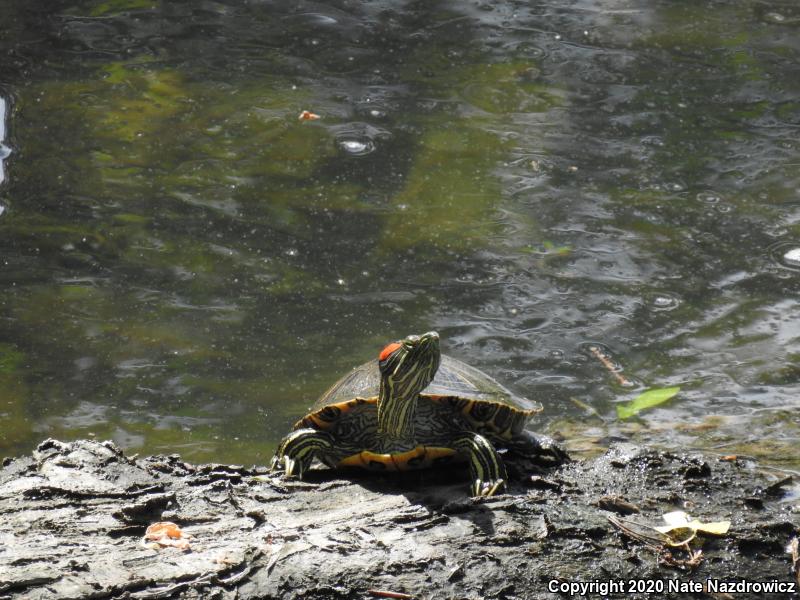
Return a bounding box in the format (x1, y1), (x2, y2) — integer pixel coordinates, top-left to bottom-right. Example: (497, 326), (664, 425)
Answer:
(379, 342), (402, 361)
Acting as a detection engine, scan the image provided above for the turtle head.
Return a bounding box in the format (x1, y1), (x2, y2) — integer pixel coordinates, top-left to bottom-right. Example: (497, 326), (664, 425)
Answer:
(376, 331), (441, 441)
(378, 331), (441, 398)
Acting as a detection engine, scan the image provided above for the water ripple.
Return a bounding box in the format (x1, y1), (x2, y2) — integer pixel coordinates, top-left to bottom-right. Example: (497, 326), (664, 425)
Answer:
(282, 13), (339, 28)
(648, 292), (681, 312)
(330, 122), (391, 157)
(768, 240), (800, 271)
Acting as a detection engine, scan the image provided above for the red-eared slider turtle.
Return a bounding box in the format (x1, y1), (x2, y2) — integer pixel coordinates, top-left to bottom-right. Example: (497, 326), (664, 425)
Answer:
(271, 331), (549, 496)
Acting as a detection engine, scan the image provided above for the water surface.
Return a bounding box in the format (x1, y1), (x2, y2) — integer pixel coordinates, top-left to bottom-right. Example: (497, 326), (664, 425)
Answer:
(1, 0), (799, 471)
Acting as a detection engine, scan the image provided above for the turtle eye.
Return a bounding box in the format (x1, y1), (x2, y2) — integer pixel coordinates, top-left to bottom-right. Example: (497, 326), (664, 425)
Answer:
(379, 342), (402, 362)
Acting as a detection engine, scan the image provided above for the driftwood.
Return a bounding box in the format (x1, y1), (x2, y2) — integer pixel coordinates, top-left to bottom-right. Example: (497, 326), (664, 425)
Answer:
(0, 439), (798, 599)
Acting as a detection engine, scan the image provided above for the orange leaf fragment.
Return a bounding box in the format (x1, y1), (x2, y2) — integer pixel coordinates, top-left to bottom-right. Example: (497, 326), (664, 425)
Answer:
(146, 521), (183, 539)
(298, 110), (321, 121)
(144, 521), (191, 550)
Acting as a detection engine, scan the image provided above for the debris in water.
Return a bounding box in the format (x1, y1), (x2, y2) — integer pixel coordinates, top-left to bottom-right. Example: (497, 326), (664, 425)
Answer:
(298, 110), (321, 121)
(616, 386), (681, 420)
(587, 345), (632, 387)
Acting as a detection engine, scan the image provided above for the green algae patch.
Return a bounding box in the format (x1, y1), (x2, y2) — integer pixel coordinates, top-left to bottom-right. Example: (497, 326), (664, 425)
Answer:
(380, 53), (560, 255)
(758, 354), (800, 385)
(643, 4), (752, 52)
(88, 0), (156, 16)
(94, 66), (186, 144)
(112, 213), (151, 225)
(19, 58), (327, 200)
(259, 261), (329, 297)
(459, 62), (563, 115)
(381, 123), (508, 253)
(0, 345), (33, 454)
(0, 344), (24, 375)
(265, 183), (367, 214)
(12, 54), (351, 313)
(519, 241), (572, 257)
(0, 383), (33, 454)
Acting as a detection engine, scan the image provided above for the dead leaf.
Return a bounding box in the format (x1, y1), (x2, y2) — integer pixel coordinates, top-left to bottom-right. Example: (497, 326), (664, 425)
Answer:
(653, 511), (730, 546)
(143, 521), (191, 551)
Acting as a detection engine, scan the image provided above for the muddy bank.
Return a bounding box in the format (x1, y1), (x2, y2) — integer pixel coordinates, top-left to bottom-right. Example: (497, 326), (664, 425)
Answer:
(0, 439), (797, 599)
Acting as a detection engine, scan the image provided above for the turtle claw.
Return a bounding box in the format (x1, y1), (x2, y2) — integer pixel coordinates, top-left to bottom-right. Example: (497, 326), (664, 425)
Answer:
(283, 456), (299, 477)
(472, 478), (506, 498)
(270, 452), (309, 479)
(454, 432), (508, 498)
(270, 428), (334, 480)
(283, 455), (311, 478)
(269, 454), (289, 474)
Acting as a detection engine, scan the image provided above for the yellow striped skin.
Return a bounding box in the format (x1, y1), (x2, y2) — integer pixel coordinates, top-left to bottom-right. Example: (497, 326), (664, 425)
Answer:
(376, 332), (440, 442)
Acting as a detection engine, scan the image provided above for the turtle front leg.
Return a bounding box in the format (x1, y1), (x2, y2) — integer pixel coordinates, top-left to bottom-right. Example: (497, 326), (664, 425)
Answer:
(453, 432), (508, 497)
(271, 428), (335, 479)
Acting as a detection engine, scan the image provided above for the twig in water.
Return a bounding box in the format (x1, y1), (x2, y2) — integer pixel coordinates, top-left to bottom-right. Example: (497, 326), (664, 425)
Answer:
(587, 345), (632, 387)
(570, 396), (607, 422)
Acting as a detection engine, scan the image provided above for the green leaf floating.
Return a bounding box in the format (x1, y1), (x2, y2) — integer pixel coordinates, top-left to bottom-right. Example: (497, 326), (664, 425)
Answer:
(616, 386), (681, 420)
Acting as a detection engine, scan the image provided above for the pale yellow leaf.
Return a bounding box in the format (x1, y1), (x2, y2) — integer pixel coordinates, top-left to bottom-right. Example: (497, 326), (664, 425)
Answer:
(653, 511), (730, 540)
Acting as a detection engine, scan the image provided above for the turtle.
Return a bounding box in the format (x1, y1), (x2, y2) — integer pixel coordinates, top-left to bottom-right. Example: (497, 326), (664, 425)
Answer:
(270, 331), (549, 496)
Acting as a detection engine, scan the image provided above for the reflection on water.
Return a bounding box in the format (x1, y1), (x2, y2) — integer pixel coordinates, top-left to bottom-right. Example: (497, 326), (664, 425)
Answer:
(0, 0), (798, 469)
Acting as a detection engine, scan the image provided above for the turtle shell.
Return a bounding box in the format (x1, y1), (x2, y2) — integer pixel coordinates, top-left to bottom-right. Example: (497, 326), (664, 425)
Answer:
(315, 354), (542, 413)
(293, 354), (543, 471)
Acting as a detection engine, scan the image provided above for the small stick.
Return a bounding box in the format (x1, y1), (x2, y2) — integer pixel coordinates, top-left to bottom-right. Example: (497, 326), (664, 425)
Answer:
(570, 396), (607, 422)
(588, 345), (632, 387)
(607, 515), (665, 551)
(367, 590), (413, 600)
(681, 542), (704, 568)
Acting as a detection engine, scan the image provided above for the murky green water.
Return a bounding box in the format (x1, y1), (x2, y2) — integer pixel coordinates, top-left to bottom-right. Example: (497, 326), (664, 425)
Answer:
(1, 0), (799, 470)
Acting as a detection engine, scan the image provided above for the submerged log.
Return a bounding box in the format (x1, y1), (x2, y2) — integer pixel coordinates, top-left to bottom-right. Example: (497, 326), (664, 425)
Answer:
(0, 439), (797, 599)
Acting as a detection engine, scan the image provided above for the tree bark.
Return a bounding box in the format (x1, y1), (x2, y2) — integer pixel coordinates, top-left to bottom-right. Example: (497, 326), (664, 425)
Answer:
(0, 439), (797, 599)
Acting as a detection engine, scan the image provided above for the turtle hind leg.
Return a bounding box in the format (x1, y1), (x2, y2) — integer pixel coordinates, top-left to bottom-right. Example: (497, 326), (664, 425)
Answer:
(271, 428), (335, 479)
(452, 432), (508, 497)
(507, 430), (570, 467)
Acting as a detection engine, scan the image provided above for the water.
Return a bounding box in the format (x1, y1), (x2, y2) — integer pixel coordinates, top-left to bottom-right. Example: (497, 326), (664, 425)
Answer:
(0, 0), (799, 470)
